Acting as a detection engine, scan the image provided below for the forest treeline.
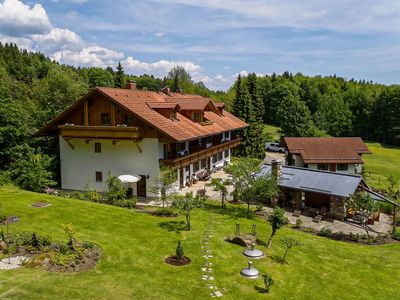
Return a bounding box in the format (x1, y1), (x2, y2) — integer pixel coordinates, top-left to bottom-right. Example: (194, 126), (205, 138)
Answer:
(0, 43), (215, 190)
(0, 43), (399, 191)
(226, 71), (400, 145)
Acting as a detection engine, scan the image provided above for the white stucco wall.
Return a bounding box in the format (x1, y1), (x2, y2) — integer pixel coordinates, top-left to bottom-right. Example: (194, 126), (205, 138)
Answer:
(59, 137), (161, 195)
(308, 163), (357, 174)
(293, 154), (304, 167)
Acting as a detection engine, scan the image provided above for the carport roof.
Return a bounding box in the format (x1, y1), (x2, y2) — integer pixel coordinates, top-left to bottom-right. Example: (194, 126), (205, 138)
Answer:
(258, 164), (363, 198)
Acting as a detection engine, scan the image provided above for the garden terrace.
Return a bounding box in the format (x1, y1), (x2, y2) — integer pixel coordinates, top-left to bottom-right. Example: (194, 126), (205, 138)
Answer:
(0, 186), (399, 299)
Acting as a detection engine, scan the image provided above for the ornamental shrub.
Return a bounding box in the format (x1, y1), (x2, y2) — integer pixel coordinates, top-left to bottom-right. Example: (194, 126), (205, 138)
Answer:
(318, 226), (332, 237)
(175, 240), (184, 260)
(393, 229), (400, 241)
(263, 273), (274, 293)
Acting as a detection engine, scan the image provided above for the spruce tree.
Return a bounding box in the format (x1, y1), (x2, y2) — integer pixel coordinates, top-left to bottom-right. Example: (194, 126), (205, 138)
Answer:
(247, 73), (265, 122)
(114, 62), (125, 88)
(232, 75), (264, 159)
(172, 73), (179, 92)
(232, 75), (252, 122)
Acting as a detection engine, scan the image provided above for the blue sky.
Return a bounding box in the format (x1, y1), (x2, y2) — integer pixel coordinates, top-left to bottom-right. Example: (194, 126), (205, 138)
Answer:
(0, 0), (399, 90)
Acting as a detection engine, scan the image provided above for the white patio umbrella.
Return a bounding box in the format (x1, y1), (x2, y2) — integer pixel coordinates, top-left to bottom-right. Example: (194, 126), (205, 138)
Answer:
(118, 174), (141, 184)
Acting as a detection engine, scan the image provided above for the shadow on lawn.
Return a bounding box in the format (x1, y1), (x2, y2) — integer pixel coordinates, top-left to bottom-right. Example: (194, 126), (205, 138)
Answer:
(254, 286), (268, 294)
(269, 254), (288, 265)
(159, 220), (187, 233)
(203, 203), (255, 220)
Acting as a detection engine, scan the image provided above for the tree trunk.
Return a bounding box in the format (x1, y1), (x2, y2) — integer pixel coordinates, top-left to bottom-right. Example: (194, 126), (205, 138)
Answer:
(365, 228), (371, 244)
(267, 228), (276, 248)
(187, 214), (191, 230)
(282, 248), (289, 261)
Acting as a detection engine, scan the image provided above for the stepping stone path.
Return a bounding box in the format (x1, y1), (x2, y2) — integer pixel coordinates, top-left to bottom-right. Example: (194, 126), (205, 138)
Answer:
(200, 213), (225, 298)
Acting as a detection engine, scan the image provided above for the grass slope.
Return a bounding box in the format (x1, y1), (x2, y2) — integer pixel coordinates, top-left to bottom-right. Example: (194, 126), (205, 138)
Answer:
(0, 187), (399, 299)
(263, 124), (281, 142)
(364, 142), (400, 190)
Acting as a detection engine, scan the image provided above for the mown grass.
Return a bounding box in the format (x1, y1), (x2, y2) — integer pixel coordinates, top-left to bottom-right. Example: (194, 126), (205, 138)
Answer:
(364, 142), (400, 191)
(0, 186), (399, 299)
(263, 124), (281, 142)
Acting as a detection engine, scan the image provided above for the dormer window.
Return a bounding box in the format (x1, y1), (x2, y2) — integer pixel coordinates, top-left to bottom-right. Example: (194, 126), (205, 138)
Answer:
(101, 113), (111, 126)
(193, 112), (202, 122)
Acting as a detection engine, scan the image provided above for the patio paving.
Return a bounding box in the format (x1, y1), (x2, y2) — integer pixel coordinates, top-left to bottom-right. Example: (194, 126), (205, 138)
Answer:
(262, 206), (393, 236)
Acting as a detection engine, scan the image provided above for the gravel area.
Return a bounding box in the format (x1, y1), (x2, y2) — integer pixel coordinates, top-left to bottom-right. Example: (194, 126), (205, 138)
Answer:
(0, 256), (30, 270)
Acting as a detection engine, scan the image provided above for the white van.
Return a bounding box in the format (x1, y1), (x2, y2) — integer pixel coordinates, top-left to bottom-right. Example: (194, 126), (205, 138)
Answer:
(265, 142), (286, 153)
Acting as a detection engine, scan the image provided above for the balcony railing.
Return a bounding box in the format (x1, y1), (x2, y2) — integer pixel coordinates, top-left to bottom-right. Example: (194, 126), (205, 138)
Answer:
(58, 125), (143, 140)
(160, 138), (241, 168)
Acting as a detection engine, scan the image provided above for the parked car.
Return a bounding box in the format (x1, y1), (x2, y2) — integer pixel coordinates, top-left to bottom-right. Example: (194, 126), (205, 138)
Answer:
(265, 142), (286, 153)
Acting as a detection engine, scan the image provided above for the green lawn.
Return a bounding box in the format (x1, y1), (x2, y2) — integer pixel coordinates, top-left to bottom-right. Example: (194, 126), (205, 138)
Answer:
(263, 124), (281, 142)
(0, 187), (399, 299)
(364, 142), (400, 191)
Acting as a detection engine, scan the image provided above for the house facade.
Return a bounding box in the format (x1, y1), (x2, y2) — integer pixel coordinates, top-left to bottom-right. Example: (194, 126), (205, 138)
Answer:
(36, 82), (247, 197)
(283, 137), (371, 175)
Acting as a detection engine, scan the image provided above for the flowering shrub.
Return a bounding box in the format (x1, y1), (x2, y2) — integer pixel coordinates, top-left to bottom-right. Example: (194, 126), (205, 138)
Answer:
(44, 187), (59, 196)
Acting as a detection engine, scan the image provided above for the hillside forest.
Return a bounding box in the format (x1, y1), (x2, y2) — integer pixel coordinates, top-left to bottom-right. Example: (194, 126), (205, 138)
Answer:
(0, 43), (399, 191)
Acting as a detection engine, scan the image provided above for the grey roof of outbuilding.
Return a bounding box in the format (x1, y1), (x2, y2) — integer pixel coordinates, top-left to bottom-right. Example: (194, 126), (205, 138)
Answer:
(258, 164), (363, 198)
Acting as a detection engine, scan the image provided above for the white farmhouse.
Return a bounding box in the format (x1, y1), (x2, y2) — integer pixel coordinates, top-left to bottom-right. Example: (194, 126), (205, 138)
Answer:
(36, 82), (247, 197)
(283, 137), (371, 175)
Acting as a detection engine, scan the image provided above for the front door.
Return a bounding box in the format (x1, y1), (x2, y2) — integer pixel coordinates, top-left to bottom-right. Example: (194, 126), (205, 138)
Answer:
(137, 175), (147, 197)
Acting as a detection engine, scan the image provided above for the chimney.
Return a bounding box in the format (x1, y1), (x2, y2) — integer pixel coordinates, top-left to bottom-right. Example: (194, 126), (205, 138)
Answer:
(126, 80), (137, 90)
(176, 87), (183, 94)
(271, 159), (282, 180)
(161, 86), (171, 95)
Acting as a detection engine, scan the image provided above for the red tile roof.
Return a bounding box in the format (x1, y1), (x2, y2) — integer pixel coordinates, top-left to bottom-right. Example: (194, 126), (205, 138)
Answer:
(36, 87), (247, 142)
(146, 102), (179, 109)
(169, 98), (211, 111)
(283, 137), (371, 164)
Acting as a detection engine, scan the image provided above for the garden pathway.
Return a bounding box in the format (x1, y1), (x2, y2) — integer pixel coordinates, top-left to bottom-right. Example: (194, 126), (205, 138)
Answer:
(201, 213), (224, 298)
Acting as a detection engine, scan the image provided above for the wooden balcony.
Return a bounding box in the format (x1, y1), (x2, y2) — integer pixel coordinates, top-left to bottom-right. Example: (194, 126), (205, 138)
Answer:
(58, 125), (143, 140)
(160, 138), (241, 168)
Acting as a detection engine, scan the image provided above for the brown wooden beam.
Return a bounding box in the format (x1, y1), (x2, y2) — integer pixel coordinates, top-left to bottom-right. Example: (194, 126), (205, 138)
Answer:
(134, 142), (142, 153)
(84, 100), (89, 126)
(111, 102), (116, 126)
(64, 138), (74, 150)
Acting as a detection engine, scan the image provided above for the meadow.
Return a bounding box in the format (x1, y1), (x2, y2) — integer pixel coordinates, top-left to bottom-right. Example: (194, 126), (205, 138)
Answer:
(0, 187), (399, 299)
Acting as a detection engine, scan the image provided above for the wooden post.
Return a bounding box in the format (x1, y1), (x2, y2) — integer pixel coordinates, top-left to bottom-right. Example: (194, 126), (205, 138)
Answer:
(84, 100), (89, 126)
(393, 205), (397, 234)
(111, 102), (116, 126)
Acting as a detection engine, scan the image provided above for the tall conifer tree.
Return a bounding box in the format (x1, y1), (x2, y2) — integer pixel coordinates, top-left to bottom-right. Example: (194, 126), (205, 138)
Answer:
(247, 73), (265, 122)
(114, 62), (125, 88)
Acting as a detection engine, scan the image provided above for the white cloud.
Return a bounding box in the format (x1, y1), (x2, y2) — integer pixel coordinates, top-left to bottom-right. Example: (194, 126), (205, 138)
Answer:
(214, 74), (228, 82)
(0, 35), (34, 50)
(66, 11), (79, 21)
(154, 32), (166, 38)
(68, 0), (88, 4)
(123, 56), (202, 76)
(0, 0), (52, 36)
(154, 0), (400, 33)
(232, 70), (249, 78)
(52, 46), (124, 67)
(31, 28), (82, 52)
